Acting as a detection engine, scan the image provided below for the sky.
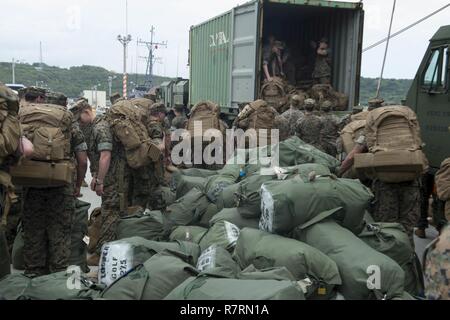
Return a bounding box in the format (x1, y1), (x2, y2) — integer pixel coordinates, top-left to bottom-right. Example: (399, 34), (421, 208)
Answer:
(0, 0), (449, 80)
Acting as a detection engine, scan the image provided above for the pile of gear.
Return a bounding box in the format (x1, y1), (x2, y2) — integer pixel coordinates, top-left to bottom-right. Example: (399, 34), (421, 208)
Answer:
(260, 77), (349, 114)
(0, 136), (424, 300)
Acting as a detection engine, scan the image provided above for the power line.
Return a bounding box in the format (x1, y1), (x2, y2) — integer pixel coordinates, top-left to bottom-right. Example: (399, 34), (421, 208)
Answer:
(363, 2), (450, 53)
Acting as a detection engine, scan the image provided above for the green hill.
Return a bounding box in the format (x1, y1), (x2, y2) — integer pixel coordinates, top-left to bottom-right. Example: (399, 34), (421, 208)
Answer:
(0, 62), (173, 98)
(0, 62), (413, 104)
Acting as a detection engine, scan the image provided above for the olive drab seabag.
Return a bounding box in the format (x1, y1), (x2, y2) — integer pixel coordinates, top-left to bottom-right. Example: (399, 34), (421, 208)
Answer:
(354, 106), (427, 183)
(106, 100), (161, 169)
(186, 101), (224, 137)
(11, 103), (74, 187)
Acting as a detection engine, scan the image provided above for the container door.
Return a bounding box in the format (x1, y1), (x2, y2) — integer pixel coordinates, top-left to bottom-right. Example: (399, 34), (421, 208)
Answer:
(229, 0), (260, 109)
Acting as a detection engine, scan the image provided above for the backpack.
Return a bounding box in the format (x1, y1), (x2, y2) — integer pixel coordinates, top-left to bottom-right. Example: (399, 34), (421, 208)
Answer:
(106, 100), (161, 169)
(435, 158), (450, 201)
(11, 103), (74, 187)
(237, 100), (278, 146)
(186, 101), (224, 138)
(355, 106), (427, 183)
(0, 85), (20, 161)
(340, 120), (366, 154)
(260, 77), (287, 112)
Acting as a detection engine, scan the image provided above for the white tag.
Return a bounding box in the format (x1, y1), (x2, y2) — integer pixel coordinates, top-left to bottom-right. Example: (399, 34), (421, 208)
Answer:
(223, 221), (240, 247)
(196, 245), (217, 271)
(83, 235), (90, 245)
(259, 184), (274, 233)
(98, 242), (134, 287)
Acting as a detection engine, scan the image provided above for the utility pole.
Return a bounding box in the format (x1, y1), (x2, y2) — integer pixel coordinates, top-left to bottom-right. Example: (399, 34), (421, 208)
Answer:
(107, 75), (117, 99)
(117, 34), (132, 99)
(137, 26), (167, 88)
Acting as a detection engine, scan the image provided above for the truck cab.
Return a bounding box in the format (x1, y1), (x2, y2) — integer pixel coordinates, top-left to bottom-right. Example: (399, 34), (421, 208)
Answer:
(405, 25), (450, 171)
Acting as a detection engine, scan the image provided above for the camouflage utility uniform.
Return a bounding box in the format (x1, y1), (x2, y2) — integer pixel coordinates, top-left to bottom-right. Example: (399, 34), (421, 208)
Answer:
(320, 102), (340, 157)
(23, 113), (87, 276)
(424, 225), (450, 300)
(356, 135), (421, 246)
(281, 107), (304, 137)
(84, 115), (130, 254)
(295, 112), (324, 151)
(171, 115), (187, 130)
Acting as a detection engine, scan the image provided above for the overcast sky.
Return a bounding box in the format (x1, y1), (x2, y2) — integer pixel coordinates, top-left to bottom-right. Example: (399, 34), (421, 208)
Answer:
(0, 0), (449, 80)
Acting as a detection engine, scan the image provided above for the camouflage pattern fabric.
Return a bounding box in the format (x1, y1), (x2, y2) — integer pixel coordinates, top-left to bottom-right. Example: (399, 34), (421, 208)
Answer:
(313, 54), (331, 84)
(295, 112), (324, 151)
(273, 115), (290, 141)
(320, 113), (340, 157)
(5, 186), (23, 254)
(172, 115), (187, 130)
(371, 179), (421, 247)
(22, 187), (71, 276)
(281, 108), (304, 136)
(425, 225), (450, 300)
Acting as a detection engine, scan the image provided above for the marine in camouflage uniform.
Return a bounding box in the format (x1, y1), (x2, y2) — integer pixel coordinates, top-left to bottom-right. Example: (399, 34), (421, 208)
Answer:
(171, 105), (188, 130)
(295, 98), (324, 151)
(281, 95), (305, 136)
(319, 100), (340, 157)
(5, 87), (47, 253)
(72, 101), (130, 257)
(424, 225), (450, 300)
(133, 103), (167, 210)
(312, 38), (332, 85)
(23, 103), (87, 277)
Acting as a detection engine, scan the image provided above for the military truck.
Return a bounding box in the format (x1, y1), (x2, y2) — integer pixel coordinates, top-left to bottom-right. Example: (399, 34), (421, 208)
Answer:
(160, 78), (189, 109)
(188, 0), (364, 117)
(405, 25), (450, 171)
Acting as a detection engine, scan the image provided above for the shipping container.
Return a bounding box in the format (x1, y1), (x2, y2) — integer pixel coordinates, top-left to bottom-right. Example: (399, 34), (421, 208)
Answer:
(189, 0), (364, 116)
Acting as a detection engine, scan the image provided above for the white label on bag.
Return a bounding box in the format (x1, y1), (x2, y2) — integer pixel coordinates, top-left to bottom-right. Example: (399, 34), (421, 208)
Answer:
(82, 235), (90, 245)
(260, 184), (274, 233)
(196, 245), (217, 271)
(224, 221), (240, 247)
(98, 242), (133, 287)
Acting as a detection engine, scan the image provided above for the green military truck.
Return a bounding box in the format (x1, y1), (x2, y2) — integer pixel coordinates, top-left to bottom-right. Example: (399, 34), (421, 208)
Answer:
(188, 0), (364, 117)
(405, 25), (450, 171)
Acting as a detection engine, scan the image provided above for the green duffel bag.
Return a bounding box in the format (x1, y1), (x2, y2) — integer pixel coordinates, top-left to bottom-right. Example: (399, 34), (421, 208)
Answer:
(177, 168), (218, 178)
(199, 221), (240, 252)
(294, 219), (405, 300)
(233, 228), (341, 299)
(238, 265), (296, 281)
(99, 237), (201, 287)
(197, 203), (220, 228)
(215, 183), (240, 211)
(260, 175), (373, 235)
(69, 199), (91, 273)
(116, 210), (170, 241)
(196, 245), (240, 278)
(273, 136), (341, 172)
(169, 226), (208, 244)
(159, 186), (176, 207)
(165, 187), (211, 227)
(101, 250), (198, 300)
(204, 174), (238, 203)
(12, 200), (92, 272)
(209, 208), (260, 230)
(171, 172), (206, 199)
(0, 225), (11, 278)
(359, 222), (424, 296)
(165, 276), (305, 300)
(236, 164), (332, 219)
(0, 273), (30, 300)
(20, 270), (103, 300)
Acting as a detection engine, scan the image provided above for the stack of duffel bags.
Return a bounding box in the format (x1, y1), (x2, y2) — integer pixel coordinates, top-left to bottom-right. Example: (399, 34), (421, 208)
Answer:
(0, 136), (422, 300)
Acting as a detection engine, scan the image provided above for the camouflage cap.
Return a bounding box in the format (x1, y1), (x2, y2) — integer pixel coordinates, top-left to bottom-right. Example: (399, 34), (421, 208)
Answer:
(70, 100), (92, 120)
(352, 105), (364, 111)
(321, 100), (333, 110)
(46, 91), (67, 106)
(149, 102), (167, 114)
(110, 92), (121, 104)
(143, 93), (156, 100)
(304, 98), (316, 106)
(291, 95), (302, 102)
(21, 86), (47, 100)
(368, 98), (384, 109)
